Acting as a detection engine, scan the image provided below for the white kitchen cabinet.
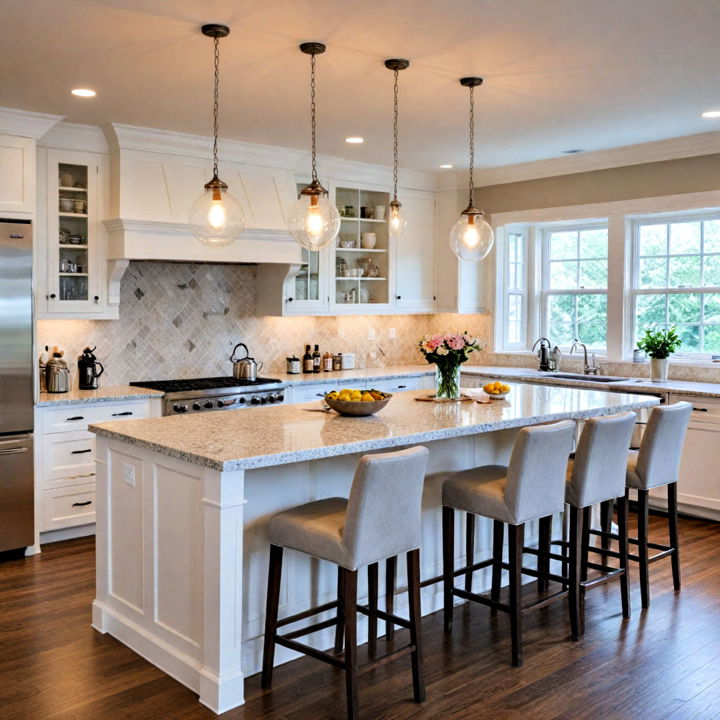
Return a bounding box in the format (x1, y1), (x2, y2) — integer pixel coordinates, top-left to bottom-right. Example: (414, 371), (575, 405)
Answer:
(35, 397), (161, 538)
(394, 191), (436, 313)
(286, 382), (336, 404)
(0, 134), (35, 215)
(362, 376), (423, 393)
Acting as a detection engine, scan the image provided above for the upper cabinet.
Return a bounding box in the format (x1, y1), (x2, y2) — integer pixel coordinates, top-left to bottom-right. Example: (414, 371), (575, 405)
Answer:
(0, 134), (35, 215)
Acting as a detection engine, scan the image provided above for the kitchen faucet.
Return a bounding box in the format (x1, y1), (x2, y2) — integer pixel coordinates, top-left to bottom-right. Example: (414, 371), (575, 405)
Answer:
(569, 339), (600, 375)
(532, 337), (552, 371)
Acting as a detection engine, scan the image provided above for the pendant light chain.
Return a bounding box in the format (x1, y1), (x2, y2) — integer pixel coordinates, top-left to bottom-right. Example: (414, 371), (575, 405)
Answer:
(392, 68), (399, 202)
(310, 52), (318, 183)
(468, 83), (475, 206)
(212, 35), (220, 178)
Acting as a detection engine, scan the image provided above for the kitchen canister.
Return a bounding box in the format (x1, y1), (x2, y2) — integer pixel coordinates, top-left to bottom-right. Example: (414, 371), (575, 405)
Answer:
(286, 356), (301, 374)
(361, 232), (377, 249)
(341, 353), (355, 370)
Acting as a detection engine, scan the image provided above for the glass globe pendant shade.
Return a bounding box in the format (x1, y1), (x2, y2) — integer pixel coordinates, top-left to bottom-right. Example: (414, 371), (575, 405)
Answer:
(387, 201), (407, 240)
(449, 209), (494, 262)
(189, 179), (246, 247)
(288, 187), (340, 251)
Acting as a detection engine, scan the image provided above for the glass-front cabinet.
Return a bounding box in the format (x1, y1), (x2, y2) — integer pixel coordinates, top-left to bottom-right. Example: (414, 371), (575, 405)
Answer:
(332, 184), (391, 312)
(45, 149), (103, 314)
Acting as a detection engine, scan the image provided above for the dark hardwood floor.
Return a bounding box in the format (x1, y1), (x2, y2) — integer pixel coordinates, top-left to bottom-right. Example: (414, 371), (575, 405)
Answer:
(1, 512), (719, 720)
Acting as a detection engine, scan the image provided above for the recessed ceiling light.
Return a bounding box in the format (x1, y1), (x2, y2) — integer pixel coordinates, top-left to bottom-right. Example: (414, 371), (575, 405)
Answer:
(71, 88), (96, 98)
(702, 110), (720, 118)
(345, 136), (364, 144)
(439, 164), (453, 169)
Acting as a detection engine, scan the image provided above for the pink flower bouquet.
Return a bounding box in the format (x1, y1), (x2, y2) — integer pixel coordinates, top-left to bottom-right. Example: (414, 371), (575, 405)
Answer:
(419, 332), (481, 398)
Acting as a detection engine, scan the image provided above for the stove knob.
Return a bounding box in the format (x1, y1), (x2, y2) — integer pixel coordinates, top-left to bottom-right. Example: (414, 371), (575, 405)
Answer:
(204, 401), (214, 409)
(173, 404), (188, 414)
(250, 396), (260, 405)
(267, 394), (276, 403)
(217, 400), (226, 408)
(192, 403), (202, 411)
(260, 396), (268, 404)
(277, 393), (285, 402)
(238, 397), (246, 404)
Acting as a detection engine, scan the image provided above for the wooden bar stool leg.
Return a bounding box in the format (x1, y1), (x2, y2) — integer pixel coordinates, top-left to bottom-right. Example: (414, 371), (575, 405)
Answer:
(617, 493), (631, 620)
(261, 544), (283, 689)
(568, 507), (583, 641)
(509, 523), (524, 667)
(406, 549), (426, 703)
(668, 482), (681, 592)
(385, 556), (396, 640)
(367, 562), (378, 657)
(465, 512), (476, 593)
(442, 506), (455, 633)
(491, 520), (504, 615)
(342, 568), (359, 720)
(538, 515), (552, 592)
(600, 500), (612, 567)
(581, 506), (591, 583)
(638, 489), (651, 609)
(334, 567), (345, 654)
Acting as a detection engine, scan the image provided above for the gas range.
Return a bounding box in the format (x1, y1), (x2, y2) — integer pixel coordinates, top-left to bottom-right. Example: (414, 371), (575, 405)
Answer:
(129, 377), (287, 415)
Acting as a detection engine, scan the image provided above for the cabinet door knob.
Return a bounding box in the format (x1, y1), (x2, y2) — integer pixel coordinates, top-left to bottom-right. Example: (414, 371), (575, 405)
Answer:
(94, 295), (99, 302)
(287, 297), (293, 302)
(396, 295), (401, 300)
(49, 293), (57, 299)
(433, 295), (436, 301)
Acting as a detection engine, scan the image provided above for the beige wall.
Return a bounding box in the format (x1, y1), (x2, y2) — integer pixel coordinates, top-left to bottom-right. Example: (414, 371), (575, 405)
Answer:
(475, 153), (720, 216)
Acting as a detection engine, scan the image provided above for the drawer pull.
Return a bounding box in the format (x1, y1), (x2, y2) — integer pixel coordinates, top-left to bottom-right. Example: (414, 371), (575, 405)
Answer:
(71, 500), (92, 507)
(66, 416), (85, 421)
(0, 447), (28, 455)
(111, 411), (133, 417)
(71, 449), (92, 455)
(692, 407), (709, 412)
(397, 385), (407, 389)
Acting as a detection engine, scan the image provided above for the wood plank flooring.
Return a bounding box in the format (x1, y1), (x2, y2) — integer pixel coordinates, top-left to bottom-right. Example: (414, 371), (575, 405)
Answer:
(1, 512), (718, 720)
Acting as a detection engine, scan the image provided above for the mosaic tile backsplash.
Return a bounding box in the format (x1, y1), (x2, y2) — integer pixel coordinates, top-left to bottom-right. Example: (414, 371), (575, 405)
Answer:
(38, 262), (491, 387)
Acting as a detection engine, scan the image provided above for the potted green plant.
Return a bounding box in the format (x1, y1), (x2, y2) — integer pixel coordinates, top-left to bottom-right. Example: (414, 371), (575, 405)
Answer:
(636, 326), (682, 382)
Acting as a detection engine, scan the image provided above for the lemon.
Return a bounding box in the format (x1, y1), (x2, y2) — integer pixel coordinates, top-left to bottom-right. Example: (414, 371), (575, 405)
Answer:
(350, 390), (362, 401)
(361, 392), (374, 402)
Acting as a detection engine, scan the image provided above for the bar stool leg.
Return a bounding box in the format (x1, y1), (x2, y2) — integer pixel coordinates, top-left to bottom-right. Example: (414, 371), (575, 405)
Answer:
(342, 568), (359, 720)
(385, 556), (396, 640)
(509, 523), (524, 667)
(465, 512), (476, 593)
(668, 482), (681, 592)
(600, 500), (612, 567)
(334, 567), (345, 654)
(406, 549), (426, 703)
(538, 515), (552, 592)
(638, 489), (651, 609)
(491, 520), (504, 615)
(581, 506), (591, 583)
(617, 493), (630, 620)
(442, 506), (455, 633)
(568, 506), (583, 642)
(367, 563), (378, 657)
(261, 544), (283, 689)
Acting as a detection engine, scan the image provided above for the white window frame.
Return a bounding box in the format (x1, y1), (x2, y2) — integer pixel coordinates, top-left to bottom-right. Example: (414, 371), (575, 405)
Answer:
(539, 221), (610, 353)
(629, 210), (720, 359)
(499, 226), (529, 350)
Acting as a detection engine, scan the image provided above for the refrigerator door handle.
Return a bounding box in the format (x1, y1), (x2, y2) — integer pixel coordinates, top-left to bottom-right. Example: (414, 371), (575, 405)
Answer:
(0, 447), (29, 455)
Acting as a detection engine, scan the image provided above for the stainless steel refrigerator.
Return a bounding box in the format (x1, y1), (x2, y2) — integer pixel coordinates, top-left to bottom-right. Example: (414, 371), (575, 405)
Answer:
(0, 219), (34, 554)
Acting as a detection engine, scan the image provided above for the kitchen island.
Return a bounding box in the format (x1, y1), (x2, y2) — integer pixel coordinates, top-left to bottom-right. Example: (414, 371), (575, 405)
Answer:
(89, 384), (658, 714)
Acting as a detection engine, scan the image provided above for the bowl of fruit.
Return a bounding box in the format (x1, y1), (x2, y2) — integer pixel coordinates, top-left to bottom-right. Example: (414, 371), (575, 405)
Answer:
(324, 388), (392, 416)
(482, 380), (511, 399)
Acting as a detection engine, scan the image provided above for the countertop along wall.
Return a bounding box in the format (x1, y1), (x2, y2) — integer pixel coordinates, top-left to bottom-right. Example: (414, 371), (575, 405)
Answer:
(38, 260), (491, 387)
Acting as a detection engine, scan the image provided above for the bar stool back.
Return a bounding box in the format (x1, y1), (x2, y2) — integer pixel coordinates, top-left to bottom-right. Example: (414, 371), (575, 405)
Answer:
(262, 446), (429, 720)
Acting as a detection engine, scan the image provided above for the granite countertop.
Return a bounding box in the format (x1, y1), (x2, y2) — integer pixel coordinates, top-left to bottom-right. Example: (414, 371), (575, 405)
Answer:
(274, 364), (432, 385)
(36, 385), (164, 407)
(90, 384), (658, 472)
(461, 366), (720, 399)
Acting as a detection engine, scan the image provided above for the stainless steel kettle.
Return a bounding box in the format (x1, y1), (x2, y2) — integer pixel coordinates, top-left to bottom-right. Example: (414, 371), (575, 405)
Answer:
(46, 353), (70, 393)
(230, 343), (263, 381)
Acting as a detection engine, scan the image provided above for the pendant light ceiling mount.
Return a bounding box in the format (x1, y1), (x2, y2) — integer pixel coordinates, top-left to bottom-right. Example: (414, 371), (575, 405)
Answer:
(459, 76), (483, 88)
(384, 58), (410, 72)
(299, 41), (326, 56)
(201, 23), (230, 39)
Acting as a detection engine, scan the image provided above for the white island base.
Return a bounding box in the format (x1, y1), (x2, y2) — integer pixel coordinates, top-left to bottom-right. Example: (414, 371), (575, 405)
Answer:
(90, 387), (657, 713)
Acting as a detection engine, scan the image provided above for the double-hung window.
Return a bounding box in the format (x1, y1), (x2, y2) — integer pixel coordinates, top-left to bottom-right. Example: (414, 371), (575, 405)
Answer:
(632, 215), (720, 355)
(503, 230), (527, 349)
(541, 224), (609, 349)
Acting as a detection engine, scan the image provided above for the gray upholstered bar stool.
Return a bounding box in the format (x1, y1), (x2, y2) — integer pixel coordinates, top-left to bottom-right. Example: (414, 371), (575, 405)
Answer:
(562, 411), (637, 640)
(596, 401), (692, 609)
(442, 420), (575, 667)
(261, 446), (429, 720)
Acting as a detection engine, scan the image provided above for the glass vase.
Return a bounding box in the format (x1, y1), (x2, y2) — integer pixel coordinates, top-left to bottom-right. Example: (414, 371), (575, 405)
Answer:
(435, 363), (461, 400)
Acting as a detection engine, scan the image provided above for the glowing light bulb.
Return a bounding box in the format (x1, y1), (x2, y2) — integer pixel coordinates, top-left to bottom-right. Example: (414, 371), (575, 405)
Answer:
(189, 182), (245, 247)
(288, 189), (340, 250)
(449, 210), (494, 262)
(208, 200), (227, 229)
(306, 204), (324, 238)
(462, 222), (480, 249)
(387, 202), (407, 240)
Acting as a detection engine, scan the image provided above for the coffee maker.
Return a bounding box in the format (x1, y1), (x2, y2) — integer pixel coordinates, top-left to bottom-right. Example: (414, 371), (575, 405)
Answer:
(78, 346), (104, 390)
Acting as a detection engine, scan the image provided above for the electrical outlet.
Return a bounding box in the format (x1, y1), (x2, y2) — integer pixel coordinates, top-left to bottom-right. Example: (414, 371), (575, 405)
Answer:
(388, 327), (397, 339)
(368, 327), (377, 340)
(122, 463), (136, 487)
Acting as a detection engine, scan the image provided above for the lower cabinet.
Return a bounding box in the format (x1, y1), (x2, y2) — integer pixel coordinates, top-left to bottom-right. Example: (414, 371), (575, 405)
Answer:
(285, 374), (432, 404)
(35, 397), (160, 536)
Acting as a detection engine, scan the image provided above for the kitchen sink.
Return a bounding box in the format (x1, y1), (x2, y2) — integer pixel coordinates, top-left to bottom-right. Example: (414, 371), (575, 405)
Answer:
(549, 373), (630, 383)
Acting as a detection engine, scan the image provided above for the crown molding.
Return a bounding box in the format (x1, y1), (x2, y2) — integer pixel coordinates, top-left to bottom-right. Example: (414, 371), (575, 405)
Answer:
(0, 106), (64, 139)
(39, 122), (109, 153)
(470, 130), (720, 189)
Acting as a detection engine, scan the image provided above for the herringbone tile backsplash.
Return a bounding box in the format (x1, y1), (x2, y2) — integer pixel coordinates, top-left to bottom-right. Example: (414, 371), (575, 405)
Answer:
(38, 261), (491, 387)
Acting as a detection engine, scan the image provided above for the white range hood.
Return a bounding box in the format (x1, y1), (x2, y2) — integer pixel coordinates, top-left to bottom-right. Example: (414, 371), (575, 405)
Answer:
(103, 124), (303, 265)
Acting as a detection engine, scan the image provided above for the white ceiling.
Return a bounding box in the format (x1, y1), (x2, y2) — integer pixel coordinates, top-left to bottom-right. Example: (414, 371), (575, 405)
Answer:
(2, 0), (720, 171)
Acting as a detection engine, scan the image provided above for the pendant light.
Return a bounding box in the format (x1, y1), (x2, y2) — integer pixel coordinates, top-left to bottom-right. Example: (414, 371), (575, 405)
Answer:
(189, 24), (245, 247)
(287, 43), (340, 251)
(449, 77), (493, 262)
(384, 58), (410, 240)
